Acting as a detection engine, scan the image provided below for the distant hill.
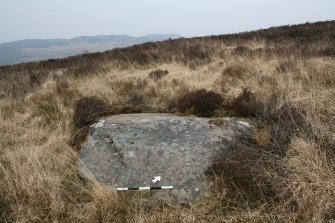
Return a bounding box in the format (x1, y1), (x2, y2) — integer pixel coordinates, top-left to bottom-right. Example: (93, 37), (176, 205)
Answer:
(0, 34), (182, 65)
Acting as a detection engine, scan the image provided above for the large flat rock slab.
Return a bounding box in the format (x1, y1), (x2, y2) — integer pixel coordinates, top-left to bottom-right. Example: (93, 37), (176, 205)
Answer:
(79, 113), (252, 201)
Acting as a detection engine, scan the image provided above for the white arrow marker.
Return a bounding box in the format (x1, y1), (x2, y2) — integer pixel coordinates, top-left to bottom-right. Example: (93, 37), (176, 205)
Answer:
(152, 176), (161, 183)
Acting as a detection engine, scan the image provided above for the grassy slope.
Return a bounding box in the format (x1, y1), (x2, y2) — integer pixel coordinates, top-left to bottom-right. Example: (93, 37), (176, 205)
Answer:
(0, 21), (335, 222)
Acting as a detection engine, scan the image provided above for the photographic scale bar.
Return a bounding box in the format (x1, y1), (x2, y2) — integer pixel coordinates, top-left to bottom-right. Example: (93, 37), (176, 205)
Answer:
(117, 186), (173, 191)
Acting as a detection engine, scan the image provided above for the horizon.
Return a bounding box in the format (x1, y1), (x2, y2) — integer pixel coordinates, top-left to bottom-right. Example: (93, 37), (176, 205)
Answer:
(0, 33), (183, 44)
(1, 20), (333, 45)
(1, 0), (334, 44)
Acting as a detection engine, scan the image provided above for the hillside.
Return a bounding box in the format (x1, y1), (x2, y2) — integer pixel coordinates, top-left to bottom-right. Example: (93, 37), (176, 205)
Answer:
(0, 34), (182, 65)
(0, 21), (335, 222)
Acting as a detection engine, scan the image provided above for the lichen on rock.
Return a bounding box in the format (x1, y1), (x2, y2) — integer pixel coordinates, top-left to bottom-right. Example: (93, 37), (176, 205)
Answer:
(79, 113), (252, 201)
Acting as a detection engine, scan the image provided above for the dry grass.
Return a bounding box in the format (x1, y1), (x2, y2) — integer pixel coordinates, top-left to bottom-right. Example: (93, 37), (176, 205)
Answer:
(0, 21), (335, 222)
(282, 138), (335, 222)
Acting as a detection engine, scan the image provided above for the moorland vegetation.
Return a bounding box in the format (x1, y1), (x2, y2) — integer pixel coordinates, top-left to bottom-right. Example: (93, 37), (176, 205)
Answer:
(0, 21), (335, 222)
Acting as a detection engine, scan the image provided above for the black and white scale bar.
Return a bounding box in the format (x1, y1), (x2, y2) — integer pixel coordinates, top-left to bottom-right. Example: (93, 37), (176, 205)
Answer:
(117, 186), (173, 191)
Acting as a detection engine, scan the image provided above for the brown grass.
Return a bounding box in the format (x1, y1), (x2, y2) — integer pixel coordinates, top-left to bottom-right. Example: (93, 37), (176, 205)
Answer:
(0, 21), (335, 222)
(210, 144), (279, 200)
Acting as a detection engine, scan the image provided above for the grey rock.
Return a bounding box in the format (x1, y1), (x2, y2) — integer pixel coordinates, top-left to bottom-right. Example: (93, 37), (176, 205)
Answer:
(78, 113), (252, 201)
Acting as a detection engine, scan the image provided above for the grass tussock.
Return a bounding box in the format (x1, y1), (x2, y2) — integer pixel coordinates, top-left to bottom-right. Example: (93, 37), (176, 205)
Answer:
(222, 64), (253, 79)
(0, 21), (335, 222)
(283, 138), (335, 222)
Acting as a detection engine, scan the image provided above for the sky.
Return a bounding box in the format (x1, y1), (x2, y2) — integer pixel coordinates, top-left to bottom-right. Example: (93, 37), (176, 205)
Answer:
(0, 0), (334, 43)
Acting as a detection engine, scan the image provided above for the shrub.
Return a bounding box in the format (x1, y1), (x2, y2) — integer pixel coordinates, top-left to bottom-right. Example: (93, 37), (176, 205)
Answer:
(186, 44), (210, 61)
(116, 104), (145, 114)
(268, 101), (307, 153)
(72, 96), (114, 129)
(169, 89), (223, 117)
(230, 88), (264, 117)
(180, 43), (211, 67)
(69, 127), (90, 151)
(231, 88), (307, 155)
(70, 96), (148, 150)
(148, 69), (169, 81)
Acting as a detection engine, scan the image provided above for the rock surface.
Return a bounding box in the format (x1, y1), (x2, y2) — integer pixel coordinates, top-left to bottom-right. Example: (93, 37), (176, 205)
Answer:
(79, 113), (252, 201)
